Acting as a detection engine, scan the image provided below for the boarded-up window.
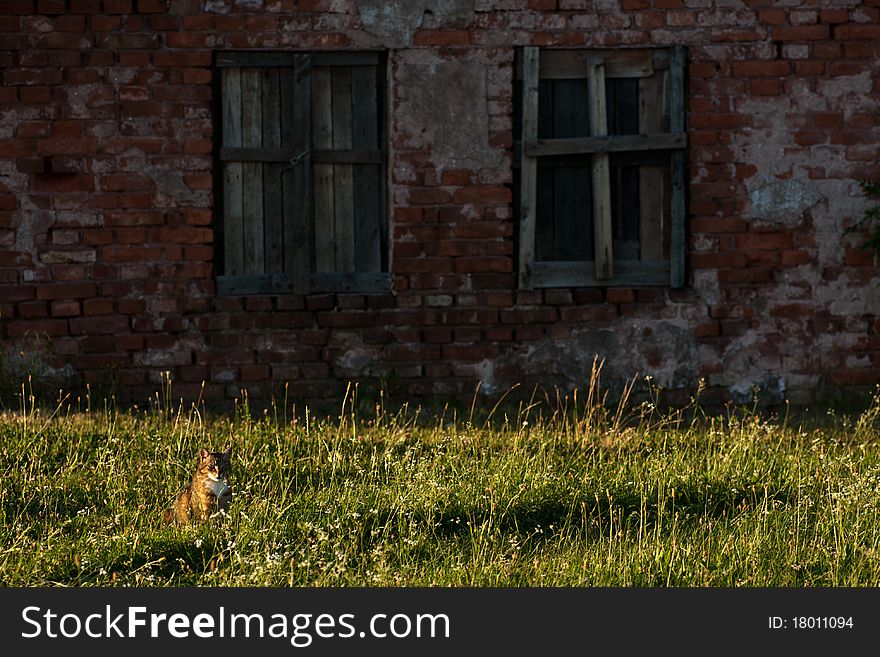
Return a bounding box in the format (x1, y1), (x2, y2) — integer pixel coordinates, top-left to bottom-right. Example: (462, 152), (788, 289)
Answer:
(216, 52), (388, 295)
(515, 47), (687, 289)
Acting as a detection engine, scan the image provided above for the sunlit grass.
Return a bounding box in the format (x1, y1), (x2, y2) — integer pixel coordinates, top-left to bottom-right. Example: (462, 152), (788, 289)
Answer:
(2, 373), (880, 587)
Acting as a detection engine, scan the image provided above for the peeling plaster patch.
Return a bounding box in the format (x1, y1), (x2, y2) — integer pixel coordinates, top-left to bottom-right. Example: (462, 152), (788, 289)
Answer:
(520, 328), (621, 390)
(395, 50), (500, 172)
(633, 321), (700, 389)
(718, 329), (789, 405)
(146, 166), (209, 208)
(815, 274), (880, 316)
(355, 0), (473, 45)
(748, 177), (823, 225)
(817, 71), (876, 119)
(508, 322), (698, 393)
(729, 375), (785, 405)
(474, 359), (496, 395)
(15, 208), (54, 260)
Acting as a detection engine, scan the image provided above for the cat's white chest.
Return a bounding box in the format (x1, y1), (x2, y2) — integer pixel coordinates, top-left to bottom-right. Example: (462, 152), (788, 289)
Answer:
(207, 478), (231, 498)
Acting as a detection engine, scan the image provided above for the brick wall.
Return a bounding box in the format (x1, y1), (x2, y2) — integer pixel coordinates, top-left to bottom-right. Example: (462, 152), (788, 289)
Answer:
(1, 0), (879, 406)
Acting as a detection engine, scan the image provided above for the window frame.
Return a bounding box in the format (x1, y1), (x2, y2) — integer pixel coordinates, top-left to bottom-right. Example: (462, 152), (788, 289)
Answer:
(516, 46), (687, 289)
(214, 51), (390, 296)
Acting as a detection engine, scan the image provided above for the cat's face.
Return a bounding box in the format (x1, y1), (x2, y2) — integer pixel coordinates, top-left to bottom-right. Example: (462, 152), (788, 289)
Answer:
(198, 448), (231, 483)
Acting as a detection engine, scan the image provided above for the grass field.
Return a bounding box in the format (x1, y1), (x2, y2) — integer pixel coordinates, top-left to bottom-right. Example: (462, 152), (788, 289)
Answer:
(2, 376), (880, 587)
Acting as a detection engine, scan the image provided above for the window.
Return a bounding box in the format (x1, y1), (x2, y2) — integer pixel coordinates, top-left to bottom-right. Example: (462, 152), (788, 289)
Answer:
(216, 52), (388, 295)
(515, 47), (686, 289)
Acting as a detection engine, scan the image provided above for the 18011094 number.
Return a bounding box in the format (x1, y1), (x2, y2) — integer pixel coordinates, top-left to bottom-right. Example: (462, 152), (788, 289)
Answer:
(791, 617), (853, 629)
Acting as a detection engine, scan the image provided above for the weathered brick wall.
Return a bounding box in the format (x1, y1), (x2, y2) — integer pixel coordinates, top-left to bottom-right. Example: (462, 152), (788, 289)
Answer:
(0, 0), (878, 406)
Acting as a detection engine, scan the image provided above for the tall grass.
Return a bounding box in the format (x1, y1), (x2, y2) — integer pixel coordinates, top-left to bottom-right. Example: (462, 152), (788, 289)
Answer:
(1, 372), (880, 587)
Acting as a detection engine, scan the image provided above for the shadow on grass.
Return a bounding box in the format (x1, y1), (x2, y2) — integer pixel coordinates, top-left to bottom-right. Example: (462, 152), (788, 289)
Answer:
(4, 481), (109, 522)
(355, 478), (794, 549)
(44, 536), (223, 586)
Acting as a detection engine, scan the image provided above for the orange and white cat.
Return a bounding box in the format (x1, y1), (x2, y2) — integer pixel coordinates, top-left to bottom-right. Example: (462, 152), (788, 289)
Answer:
(163, 448), (232, 523)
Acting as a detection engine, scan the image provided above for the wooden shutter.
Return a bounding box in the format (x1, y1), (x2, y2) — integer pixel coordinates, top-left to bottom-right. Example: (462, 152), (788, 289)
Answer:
(669, 46), (687, 289)
(517, 47), (687, 288)
(216, 52), (390, 295)
(311, 55), (387, 293)
(518, 47), (539, 290)
(217, 52), (313, 295)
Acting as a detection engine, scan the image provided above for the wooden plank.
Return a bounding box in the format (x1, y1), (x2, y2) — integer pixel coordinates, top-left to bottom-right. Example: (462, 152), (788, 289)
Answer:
(284, 54), (312, 293)
(514, 143), (671, 167)
(351, 65), (381, 273)
(312, 66), (335, 273)
(216, 272), (392, 296)
(531, 260), (669, 288)
(669, 46), (686, 288)
(553, 79), (590, 262)
(222, 67), (244, 276)
(332, 67), (355, 273)
(312, 52), (380, 67)
(517, 49), (655, 80)
(639, 70), (666, 262)
(518, 47), (539, 289)
(217, 52), (298, 68)
(611, 162), (641, 260)
(241, 68), (264, 274)
(523, 132), (686, 157)
(217, 51), (379, 69)
(262, 68), (283, 274)
(220, 147), (381, 164)
(607, 77), (639, 135)
(310, 272), (391, 294)
(588, 57), (613, 281)
(535, 166), (555, 262)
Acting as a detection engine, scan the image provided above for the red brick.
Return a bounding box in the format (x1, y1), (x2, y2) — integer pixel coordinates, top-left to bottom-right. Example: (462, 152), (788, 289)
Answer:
(36, 282), (96, 300)
(731, 61), (791, 78)
(18, 301), (47, 318)
(38, 0), (66, 12)
(440, 170), (471, 186)
(183, 68), (211, 85)
(757, 9), (786, 25)
(827, 369), (880, 386)
(821, 9), (850, 24)
(781, 250), (812, 267)
(606, 288), (635, 304)
(0, 285), (35, 303)
(718, 268), (772, 284)
(750, 79), (781, 96)
(772, 25), (830, 41)
(834, 24), (880, 41)
(69, 315), (129, 335)
(688, 113), (747, 129)
(70, 0), (100, 11)
(694, 321), (720, 337)
(6, 319), (68, 338)
(407, 188), (451, 206)
(16, 157), (46, 174)
(454, 256), (512, 274)
(413, 30), (471, 46)
(452, 186), (512, 205)
(4, 68), (63, 86)
(737, 232), (792, 251)
(118, 299), (146, 314)
(691, 252), (748, 269)
(103, 0), (132, 14)
(137, 0), (168, 12)
(83, 298), (113, 315)
(770, 303), (813, 319)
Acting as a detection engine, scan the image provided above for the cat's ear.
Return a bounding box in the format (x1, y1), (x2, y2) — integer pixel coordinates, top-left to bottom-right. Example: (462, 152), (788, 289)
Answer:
(199, 449), (209, 461)
(223, 446), (232, 458)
